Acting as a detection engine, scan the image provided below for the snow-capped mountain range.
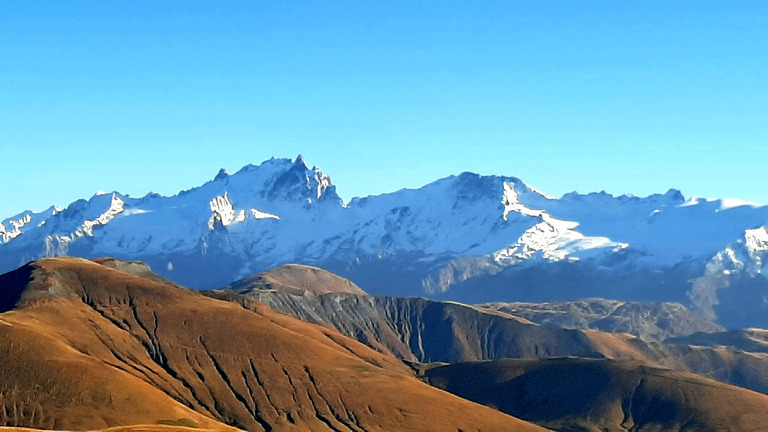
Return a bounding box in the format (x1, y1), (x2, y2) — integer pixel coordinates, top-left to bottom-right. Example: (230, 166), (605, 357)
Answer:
(1, 155), (767, 327)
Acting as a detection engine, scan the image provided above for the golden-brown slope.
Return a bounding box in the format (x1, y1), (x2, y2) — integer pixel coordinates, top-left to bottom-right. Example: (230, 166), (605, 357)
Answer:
(0, 426), (229, 432)
(227, 263), (367, 295)
(0, 257), (542, 431)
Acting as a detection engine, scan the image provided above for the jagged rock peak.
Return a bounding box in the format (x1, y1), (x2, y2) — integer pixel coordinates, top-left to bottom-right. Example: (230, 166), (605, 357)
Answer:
(294, 154), (308, 169)
(664, 188), (685, 202)
(263, 155), (338, 203)
(214, 168), (229, 181)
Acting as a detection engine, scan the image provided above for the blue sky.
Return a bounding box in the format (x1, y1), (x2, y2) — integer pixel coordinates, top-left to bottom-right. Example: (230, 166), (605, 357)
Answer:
(1, 1), (766, 216)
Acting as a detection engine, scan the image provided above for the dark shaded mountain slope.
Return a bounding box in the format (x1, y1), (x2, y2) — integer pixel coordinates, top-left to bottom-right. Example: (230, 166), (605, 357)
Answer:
(209, 288), (633, 363)
(213, 265), (768, 399)
(423, 357), (768, 432)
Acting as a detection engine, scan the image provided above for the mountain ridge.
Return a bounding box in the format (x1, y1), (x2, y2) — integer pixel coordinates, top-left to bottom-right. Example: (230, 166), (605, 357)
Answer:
(2, 155), (767, 327)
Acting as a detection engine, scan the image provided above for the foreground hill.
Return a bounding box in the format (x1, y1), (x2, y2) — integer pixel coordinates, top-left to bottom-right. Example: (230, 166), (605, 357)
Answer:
(0, 427), (228, 432)
(2, 156), (767, 327)
(0, 258), (542, 431)
(423, 358), (768, 432)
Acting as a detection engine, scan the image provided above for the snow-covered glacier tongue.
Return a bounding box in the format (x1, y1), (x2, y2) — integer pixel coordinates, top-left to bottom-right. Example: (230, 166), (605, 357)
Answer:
(1, 154), (767, 327)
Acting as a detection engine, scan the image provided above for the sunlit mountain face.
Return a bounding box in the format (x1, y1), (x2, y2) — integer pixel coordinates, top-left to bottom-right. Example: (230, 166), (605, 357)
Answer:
(3, 156), (766, 327)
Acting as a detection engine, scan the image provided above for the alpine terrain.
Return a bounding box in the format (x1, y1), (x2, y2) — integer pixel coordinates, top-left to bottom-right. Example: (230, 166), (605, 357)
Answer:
(2, 155), (767, 328)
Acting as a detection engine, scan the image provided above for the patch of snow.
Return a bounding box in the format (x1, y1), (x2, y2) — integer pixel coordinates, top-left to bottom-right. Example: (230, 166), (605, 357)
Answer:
(122, 208), (150, 216)
(501, 182), (545, 220)
(0, 214), (32, 242)
(314, 168), (332, 199)
(208, 192), (237, 229)
(493, 215), (627, 266)
(745, 227), (768, 253)
(720, 199), (761, 210)
(81, 194), (125, 236)
(527, 185), (555, 200)
(678, 197), (702, 207)
(496, 181), (628, 266)
(251, 209), (280, 220)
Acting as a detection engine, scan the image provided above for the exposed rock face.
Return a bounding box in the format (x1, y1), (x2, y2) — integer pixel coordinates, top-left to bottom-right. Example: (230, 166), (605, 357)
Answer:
(481, 299), (724, 340)
(422, 358), (768, 432)
(0, 258), (543, 432)
(210, 289), (615, 363)
(212, 269), (768, 398)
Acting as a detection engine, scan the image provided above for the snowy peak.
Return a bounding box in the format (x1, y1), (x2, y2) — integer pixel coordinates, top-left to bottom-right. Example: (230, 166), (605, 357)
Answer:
(202, 156), (339, 205)
(1, 205), (62, 245)
(717, 226), (768, 276)
(688, 226), (768, 322)
(0, 213), (32, 243)
(248, 155), (340, 204)
(1, 154), (767, 325)
(34, 193), (126, 257)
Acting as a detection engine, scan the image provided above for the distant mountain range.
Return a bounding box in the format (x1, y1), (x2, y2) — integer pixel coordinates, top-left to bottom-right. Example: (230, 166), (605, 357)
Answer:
(1, 155), (767, 327)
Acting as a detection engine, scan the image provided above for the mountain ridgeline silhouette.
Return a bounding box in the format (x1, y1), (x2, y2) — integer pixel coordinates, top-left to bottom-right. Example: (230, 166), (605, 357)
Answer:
(1, 156), (767, 325)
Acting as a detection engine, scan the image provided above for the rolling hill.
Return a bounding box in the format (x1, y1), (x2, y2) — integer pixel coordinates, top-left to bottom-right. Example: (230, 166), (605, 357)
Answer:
(0, 257), (542, 431)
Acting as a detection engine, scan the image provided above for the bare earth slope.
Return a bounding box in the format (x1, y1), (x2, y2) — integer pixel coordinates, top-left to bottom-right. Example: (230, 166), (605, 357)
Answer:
(423, 357), (768, 432)
(0, 258), (542, 432)
(216, 266), (655, 363)
(227, 263), (367, 295)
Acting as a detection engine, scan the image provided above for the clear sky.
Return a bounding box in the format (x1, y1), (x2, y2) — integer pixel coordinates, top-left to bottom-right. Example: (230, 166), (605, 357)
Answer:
(1, 1), (766, 217)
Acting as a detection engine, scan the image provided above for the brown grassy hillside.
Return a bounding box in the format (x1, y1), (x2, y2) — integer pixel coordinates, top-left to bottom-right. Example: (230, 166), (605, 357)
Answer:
(0, 257), (542, 432)
(228, 263), (367, 295)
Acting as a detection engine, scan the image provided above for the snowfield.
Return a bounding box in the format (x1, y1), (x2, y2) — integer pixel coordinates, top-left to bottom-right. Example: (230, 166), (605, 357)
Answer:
(1, 155), (766, 327)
